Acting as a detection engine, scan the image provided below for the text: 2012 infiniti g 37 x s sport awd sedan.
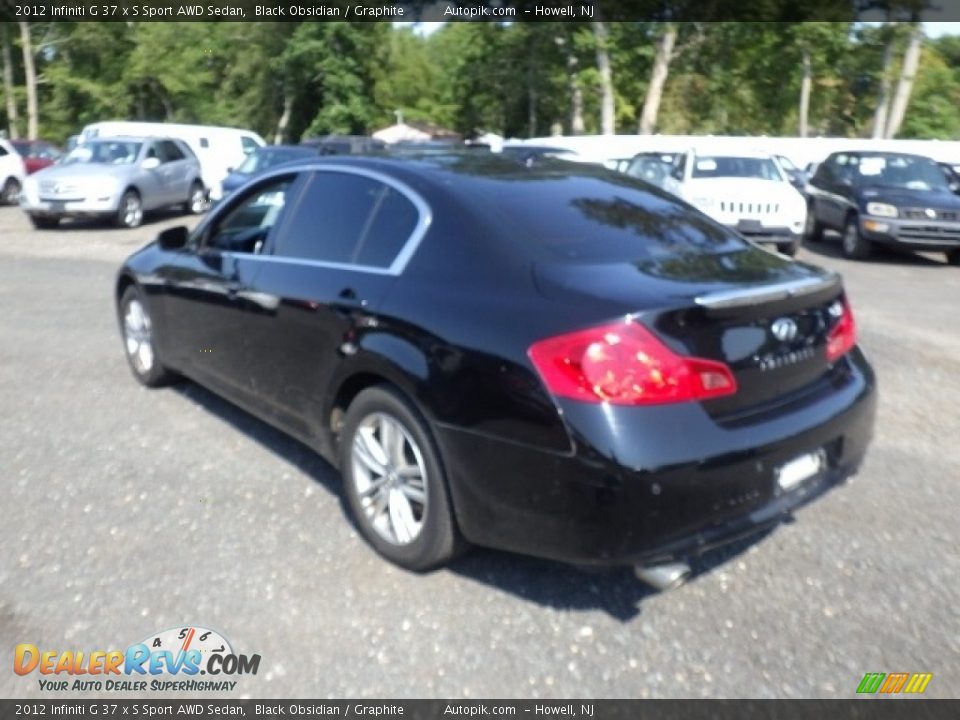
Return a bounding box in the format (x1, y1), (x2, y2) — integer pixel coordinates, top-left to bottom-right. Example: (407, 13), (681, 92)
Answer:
(115, 154), (876, 589)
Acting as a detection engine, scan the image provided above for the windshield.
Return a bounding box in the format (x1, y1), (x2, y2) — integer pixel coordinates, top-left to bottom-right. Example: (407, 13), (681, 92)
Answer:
(625, 155), (676, 187)
(692, 156), (784, 181)
(855, 155), (949, 192)
(63, 141), (142, 166)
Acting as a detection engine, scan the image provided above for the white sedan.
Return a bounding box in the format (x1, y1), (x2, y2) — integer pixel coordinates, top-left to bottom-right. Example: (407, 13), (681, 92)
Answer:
(663, 148), (807, 255)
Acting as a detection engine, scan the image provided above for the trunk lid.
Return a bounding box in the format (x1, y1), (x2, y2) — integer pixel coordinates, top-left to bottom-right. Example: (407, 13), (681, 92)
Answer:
(534, 248), (847, 417)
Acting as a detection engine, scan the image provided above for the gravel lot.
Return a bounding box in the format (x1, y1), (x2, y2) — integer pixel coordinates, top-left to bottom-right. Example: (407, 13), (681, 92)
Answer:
(1, 205), (958, 700)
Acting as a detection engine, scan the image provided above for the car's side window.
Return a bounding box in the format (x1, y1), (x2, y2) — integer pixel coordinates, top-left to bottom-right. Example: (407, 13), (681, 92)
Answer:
(272, 171), (420, 270)
(157, 140), (185, 163)
(671, 154), (686, 180)
(205, 176), (296, 255)
(241, 136), (259, 155)
(0, 145), (9, 157)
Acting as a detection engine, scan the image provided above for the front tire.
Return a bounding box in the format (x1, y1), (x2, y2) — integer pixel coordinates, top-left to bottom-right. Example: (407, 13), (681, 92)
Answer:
(841, 216), (872, 260)
(340, 385), (465, 571)
(2, 177), (21, 205)
(118, 286), (173, 387)
(116, 190), (143, 229)
(803, 206), (823, 243)
(29, 215), (60, 230)
(777, 238), (800, 256)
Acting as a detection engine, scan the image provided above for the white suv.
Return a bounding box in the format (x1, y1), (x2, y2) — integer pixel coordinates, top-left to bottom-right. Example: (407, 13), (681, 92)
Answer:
(663, 148), (807, 255)
(0, 139), (27, 205)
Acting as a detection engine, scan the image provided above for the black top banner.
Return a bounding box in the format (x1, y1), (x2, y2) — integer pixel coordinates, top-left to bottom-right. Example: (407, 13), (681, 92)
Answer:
(4, 0), (960, 23)
(4, 700), (960, 719)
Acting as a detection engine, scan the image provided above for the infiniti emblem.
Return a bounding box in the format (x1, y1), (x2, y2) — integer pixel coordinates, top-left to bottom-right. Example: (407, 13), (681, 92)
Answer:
(771, 317), (798, 342)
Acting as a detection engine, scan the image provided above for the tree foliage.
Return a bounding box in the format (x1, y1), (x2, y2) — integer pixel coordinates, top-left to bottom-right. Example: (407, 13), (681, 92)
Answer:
(0, 20), (957, 143)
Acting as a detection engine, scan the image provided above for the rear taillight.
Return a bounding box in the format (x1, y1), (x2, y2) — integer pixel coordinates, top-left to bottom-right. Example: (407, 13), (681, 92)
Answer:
(825, 297), (857, 362)
(528, 319), (737, 406)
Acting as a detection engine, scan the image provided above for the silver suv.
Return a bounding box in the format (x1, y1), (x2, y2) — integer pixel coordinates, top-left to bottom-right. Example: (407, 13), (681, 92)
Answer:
(19, 136), (206, 229)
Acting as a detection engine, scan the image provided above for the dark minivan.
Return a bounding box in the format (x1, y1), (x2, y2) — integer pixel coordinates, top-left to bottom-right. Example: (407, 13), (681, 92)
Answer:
(805, 150), (960, 264)
(116, 154), (875, 589)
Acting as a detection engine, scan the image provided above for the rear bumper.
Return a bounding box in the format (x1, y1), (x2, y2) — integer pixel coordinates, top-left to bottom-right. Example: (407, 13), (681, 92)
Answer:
(436, 349), (876, 566)
(860, 216), (960, 250)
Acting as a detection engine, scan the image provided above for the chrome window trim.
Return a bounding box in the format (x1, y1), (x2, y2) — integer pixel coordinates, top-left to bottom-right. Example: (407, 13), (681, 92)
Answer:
(259, 164), (431, 276)
(694, 273), (841, 309)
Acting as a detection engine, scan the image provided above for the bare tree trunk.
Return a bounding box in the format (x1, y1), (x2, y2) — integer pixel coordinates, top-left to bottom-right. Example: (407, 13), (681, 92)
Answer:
(871, 24), (896, 139)
(1, 24), (18, 139)
(593, 19), (615, 135)
(639, 24), (676, 135)
(568, 51), (584, 135)
(18, 22), (37, 139)
(273, 93), (293, 144)
(884, 22), (923, 139)
(798, 47), (812, 138)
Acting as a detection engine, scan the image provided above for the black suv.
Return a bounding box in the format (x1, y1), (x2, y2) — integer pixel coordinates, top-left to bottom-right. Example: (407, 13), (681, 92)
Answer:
(805, 150), (960, 264)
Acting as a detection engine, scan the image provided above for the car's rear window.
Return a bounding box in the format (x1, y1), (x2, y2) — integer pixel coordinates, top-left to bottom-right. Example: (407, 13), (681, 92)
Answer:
(468, 175), (746, 263)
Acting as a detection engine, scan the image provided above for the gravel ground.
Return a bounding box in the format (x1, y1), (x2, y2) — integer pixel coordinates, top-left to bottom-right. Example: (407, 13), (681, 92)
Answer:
(0, 205), (957, 700)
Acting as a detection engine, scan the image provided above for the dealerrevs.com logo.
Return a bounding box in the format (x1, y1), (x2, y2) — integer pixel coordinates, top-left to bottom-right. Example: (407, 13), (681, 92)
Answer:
(14, 626), (260, 692)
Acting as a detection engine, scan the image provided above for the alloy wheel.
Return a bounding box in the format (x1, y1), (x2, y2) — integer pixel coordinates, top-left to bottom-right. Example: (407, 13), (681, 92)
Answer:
(350, 412), (429, 546)
(123, 298), (154, 375)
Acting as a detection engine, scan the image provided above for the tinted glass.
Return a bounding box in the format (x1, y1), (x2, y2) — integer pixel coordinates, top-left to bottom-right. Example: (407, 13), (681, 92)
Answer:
(241, 136), (259, 154)
(157, 140), (185, 162)
(469, 175), (745, 263)
(275, 172), (418, 268)
(235, 148), (314, 174)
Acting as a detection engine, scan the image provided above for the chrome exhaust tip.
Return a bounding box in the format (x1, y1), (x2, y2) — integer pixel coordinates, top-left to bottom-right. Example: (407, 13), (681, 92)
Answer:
(634, 561), (692, 591)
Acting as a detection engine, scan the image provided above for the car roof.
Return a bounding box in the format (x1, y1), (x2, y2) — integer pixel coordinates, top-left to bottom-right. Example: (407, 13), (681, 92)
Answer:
(80, 135), (174, 144)
(247, 152), (620, 191)
(690, 147), (773, 159)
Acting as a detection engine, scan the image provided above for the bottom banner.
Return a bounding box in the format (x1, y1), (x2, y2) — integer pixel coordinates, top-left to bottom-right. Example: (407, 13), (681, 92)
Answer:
(2, 700), (958, 720)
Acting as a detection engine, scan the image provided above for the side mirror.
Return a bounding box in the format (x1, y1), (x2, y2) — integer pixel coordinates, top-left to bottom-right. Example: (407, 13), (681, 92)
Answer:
(157, 225), (189, 251)
(950, 182), (959, 193)
(141, 157), (161, 170)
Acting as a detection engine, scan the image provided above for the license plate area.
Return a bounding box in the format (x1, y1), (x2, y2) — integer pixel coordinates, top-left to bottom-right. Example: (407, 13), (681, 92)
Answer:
(776, 449), (826, 491)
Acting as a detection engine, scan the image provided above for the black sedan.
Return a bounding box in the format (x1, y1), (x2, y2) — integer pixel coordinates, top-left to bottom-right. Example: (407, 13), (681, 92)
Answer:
(115, 155), (876, 588)
(805, 150), (960, 264)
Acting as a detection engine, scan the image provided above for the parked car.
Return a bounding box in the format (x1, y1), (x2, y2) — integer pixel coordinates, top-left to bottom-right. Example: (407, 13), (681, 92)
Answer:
(10, 139), (62, 175)
(300, 134), (386, 155)
(500, 144), (578, 165)
(79, 121), (265, 192)
(115, 154), (876, 586)
(664, 148), (807, 255)
(211, 144), (319, 204)
(621, 151), (681, 190)
(0, 138), (28, 205)
(805, 151), (960, 264)
(20, 136), (206, 229)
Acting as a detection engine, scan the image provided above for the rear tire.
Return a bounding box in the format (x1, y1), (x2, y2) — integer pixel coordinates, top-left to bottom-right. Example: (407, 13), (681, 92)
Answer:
(29, 215), (60, 230)
(2, 177), (21, 205)
(118, 286), (174, 387)
(340, 385), (466, 571)
(947, 249), (960, 266)
(183, 181), (207, 215)
(841, 216), (872, 260)
(116, 190), (143, 229)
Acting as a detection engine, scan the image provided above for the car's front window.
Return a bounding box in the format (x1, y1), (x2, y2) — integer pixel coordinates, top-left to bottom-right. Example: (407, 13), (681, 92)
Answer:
(692, 156), (784, 182)
(63, 141), (142, 166)
(856, 155), (949, 192)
